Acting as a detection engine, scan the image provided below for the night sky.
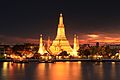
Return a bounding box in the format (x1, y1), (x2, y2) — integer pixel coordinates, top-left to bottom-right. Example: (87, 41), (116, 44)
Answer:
(1, 0), (120, 44)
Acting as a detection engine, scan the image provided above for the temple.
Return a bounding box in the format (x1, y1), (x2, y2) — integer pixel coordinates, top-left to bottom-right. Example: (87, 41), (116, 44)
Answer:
(38, 34), (47, 55)
(49, 13), (73, 55)
(72, 34), (79, 56)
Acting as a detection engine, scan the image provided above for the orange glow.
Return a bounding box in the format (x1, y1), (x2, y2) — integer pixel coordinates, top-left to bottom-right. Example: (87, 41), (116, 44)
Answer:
(88, 34), (99, 38)
(77, 33), (120, 44)
(50, 62), (82, 80)
(34, 63), (83, 80)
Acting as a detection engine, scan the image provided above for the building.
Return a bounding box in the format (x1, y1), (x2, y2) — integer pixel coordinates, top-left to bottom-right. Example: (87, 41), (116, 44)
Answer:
(38, 34), (47, 55)
(72, 34), (79, 56)
(109, 44), (120, 49)
(49, 13), (73, 55)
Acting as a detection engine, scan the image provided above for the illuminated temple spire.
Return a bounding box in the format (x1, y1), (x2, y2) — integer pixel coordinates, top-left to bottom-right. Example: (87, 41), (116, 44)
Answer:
(50, 13), (73, 55)
(59, 13), (64, 26)
(56, 13), (66, 40)
(73, 34), (79, 56)
(38, 34), (47, 55)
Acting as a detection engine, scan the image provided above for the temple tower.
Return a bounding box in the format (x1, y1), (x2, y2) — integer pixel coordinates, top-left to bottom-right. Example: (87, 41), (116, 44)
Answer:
(50, 13), (73, 55)
(38, 34), (47, 55)
(72, 34), (79, 56)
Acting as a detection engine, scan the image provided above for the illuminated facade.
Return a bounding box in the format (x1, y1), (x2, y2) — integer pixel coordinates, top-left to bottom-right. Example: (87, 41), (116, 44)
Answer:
(50, 13), (73, 55)
(38, 34), (47, 55)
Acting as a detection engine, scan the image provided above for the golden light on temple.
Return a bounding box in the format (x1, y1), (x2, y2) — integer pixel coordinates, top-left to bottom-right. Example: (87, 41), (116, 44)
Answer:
(72, 34), (79, 56)
(59, 13), (64, 25)
(37, 13), (80, 56)
(49, 13), (73, 55)
(38, 34), (47, 55)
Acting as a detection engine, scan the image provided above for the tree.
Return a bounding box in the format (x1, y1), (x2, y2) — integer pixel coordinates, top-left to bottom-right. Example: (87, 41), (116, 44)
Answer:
(84, 49), (90, 58)
(58, 51), (68, 56)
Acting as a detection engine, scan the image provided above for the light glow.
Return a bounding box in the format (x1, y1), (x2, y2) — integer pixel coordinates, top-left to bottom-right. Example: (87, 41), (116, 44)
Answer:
(50, 13), (73, 55)
(88, 34), (99, 38)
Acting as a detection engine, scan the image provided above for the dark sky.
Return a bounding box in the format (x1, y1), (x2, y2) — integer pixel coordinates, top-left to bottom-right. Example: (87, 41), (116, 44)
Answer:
(0, 0), (120, 44)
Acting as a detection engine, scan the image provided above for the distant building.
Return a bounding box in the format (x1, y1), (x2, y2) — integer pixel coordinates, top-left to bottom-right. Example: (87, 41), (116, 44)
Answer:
(0, 45), (5, 54)
(109, 44), (120, 49)
(0, 45), (12, 55)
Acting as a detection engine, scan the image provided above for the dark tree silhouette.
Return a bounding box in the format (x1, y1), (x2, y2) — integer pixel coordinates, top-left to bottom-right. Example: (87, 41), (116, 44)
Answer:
(58, 51), (68, 56)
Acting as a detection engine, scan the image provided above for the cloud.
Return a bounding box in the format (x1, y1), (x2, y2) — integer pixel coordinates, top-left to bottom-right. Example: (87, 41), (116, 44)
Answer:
(78, 32), (120, 44)
(0, 35), (39, 44)
(1, 32), (120, 45)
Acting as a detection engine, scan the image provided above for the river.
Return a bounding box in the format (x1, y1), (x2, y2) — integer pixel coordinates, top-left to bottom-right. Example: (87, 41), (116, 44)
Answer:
(0, 62), (120, 80)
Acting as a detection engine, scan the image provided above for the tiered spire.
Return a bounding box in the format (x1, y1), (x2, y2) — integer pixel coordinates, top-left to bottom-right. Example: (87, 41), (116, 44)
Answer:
(49, 13), (73, 55)
(59, 13), (64, 26)
(38, 34), (47, 55)
(56, 13), (66, 39)
(73, 34), (79, 56)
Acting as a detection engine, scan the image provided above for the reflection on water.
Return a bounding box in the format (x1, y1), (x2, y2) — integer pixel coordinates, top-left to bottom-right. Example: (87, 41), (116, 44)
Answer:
(0, 62), (25, 80)
(0, 62), (120, 80)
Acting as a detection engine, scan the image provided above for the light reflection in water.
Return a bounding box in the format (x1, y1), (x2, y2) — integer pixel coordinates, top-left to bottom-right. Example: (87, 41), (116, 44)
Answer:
(35, 62), (82, 80)
(0, 62), (120, 80)
(2, 62), (14, 80)
(3, 62), (8, 71)
(1, 62), (25, 80)
(2, 62), (9, 77)
(111, 62), (116, 80)
(94, 62), (104, 80)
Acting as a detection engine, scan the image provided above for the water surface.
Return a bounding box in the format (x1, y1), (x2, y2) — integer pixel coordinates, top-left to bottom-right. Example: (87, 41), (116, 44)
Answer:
(0, 62), (120, 80)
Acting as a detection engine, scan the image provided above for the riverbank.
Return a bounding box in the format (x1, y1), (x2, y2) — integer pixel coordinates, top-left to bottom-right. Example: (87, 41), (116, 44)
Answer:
(0, 59), (120, 63)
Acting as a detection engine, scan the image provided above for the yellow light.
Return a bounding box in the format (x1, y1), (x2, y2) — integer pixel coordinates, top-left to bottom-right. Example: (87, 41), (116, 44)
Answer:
(78, 61), (81, 64)
(15, 56), (17, 59)
(3, 62), (8, 70)
(111, 56), (115, 59)
(112, 62), (115, 65)
(20, 57), (23, 61)
(4, 54), (7, 57)
(10, 55), (13, 58)
(22, 64), (25, 70)
(41, 56), (45, 59)
(93, 55), (97, 58)
(49, 56), (52, 59)
(66, 61), (69, 63)
(22, 56), (26, 58)
(72, 50), (78, 57)
(98, 55), (103, 58)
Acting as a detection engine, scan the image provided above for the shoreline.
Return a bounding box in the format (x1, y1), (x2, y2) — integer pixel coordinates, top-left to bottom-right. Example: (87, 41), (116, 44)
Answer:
(0, 59), (120, 63)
